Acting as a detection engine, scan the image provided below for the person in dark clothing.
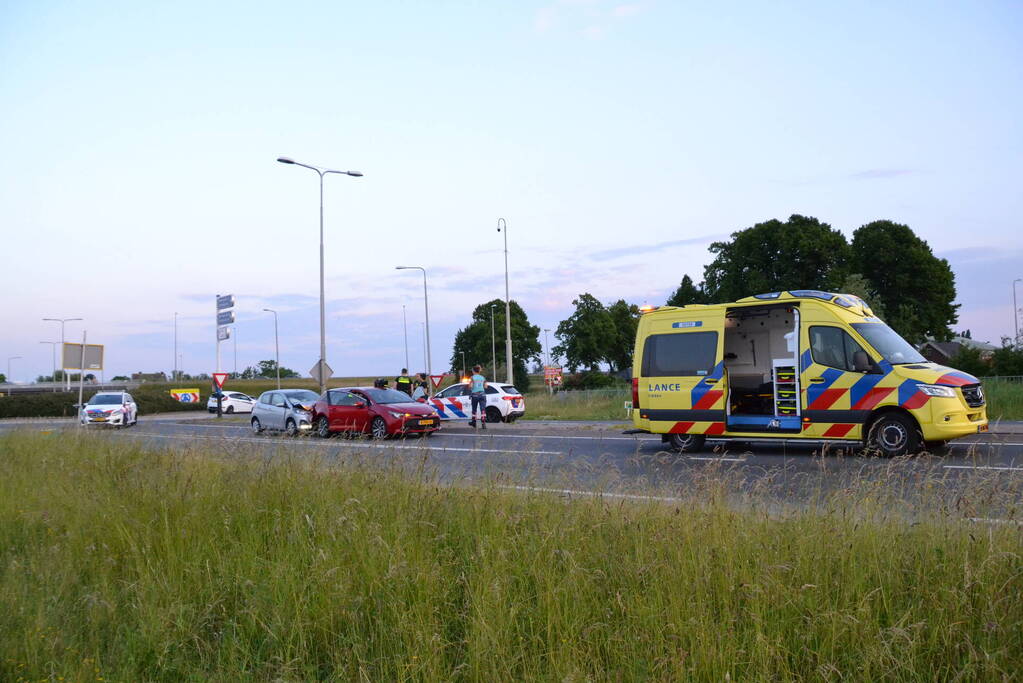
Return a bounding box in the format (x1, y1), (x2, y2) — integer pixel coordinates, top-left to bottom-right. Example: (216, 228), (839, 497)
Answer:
(395, 368), (413, 396)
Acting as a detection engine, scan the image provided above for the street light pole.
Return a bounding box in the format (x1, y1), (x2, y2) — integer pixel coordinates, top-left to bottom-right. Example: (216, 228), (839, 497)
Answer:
(544, 328), (553, 395)
(402, 304), (409, 371)
(6, 356), (21, 387)
(490, 304), (497, 380)
(277, 156), (363, 395)
(397, 266), (432, 394)
(43, 317), (82, 390)
(460, 351), (466, 378)
(39, 342), (58, 392)
(263, 308), (281, 390)
(173, 312), (178, 382)
(1014, 278), (1022, 347)
(497, 218), (513, 383)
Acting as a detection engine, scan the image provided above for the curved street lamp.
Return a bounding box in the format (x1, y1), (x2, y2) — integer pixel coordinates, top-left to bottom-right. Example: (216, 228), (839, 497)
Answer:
(397, 266), (432, 392)
(276, 156), (362, 394)
(497, 218), (513, 383)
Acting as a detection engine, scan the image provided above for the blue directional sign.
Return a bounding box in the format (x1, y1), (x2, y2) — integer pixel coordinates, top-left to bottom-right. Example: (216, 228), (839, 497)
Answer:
(217, 294), (235, 310)
(217, 311), (235, 326)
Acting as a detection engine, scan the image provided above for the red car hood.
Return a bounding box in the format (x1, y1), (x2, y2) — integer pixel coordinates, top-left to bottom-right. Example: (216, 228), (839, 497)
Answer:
(381, 402), (437, 415)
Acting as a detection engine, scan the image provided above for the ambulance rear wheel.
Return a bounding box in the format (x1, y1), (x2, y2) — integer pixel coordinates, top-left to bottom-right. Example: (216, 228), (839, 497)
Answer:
(669, 433), (706, 453)
(867, 413), (921, 457)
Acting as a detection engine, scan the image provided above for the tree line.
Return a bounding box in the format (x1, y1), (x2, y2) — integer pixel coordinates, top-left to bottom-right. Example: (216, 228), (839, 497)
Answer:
(450, 215), (966, 382)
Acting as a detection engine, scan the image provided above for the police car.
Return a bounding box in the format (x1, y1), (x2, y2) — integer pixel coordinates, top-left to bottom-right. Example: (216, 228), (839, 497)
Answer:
(429, 382), (525, 423)
(81, 391), (138, 427)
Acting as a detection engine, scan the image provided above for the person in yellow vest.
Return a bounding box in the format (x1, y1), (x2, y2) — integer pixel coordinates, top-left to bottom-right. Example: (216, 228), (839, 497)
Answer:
(395, 368), (413, 396)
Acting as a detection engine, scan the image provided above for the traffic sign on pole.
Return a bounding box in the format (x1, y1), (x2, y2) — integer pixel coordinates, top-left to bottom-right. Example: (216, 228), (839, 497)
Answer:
(309, 360), (333, 386)
(217, 326), (231, 341)
(217, 311), (235, 326)
(213, 373), (228, 389)
(430, 374), (446, 389)
(217, 295), (235, 310)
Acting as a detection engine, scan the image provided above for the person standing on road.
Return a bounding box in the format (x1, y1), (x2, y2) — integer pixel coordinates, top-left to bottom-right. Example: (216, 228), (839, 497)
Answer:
(468, 364), (488, 429)
(395, 368), (413, 396)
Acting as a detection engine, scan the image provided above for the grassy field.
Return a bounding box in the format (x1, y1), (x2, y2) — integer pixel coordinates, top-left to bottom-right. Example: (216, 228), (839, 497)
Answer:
(1, 432), (1021, 680)
(984, 378), (1023, 422)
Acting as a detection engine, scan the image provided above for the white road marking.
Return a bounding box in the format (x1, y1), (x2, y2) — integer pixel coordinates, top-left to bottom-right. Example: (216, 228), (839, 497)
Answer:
(944, 465), (1023, 472)
(968, 517), (1023, 526)
(124, 431), (563, 456)
(499, 485), (683, 503)
(687, 456), (747, 462)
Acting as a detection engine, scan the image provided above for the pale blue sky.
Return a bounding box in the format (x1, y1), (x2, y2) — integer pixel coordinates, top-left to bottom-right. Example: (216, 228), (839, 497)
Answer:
(2, 1), (1021, 382)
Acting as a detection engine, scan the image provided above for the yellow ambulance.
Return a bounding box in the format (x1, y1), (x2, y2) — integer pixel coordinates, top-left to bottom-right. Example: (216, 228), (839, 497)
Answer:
(630, 290), (987, 456)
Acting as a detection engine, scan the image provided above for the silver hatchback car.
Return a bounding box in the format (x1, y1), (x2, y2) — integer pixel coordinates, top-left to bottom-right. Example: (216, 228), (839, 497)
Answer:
(250, 389), (318, 436)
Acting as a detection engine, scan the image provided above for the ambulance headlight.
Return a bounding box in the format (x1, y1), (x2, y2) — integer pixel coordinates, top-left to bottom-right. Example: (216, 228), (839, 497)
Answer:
(917, 384), (956, 398)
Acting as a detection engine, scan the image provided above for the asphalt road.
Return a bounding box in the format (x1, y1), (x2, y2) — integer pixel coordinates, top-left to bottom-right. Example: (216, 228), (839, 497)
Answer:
(5, 414), (1021, 517)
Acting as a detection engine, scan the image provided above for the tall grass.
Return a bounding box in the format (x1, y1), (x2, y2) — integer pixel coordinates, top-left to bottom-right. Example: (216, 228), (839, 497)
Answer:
(1, 432), (1022, 680)
(984, 379), (1023, 421)
(523, 390), (630, 421)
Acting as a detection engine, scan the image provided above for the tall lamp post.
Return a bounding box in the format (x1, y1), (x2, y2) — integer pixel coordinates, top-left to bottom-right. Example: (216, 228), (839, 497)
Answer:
(460, 351), (466, 379)
(1014, 278), (1022, 347)
(39, 341), (58, 392)
(544, 328), (553, 394)
(263, 308), (281, 390)
(173, 312), (178, 382)
(397, 266), (432, 393)
(490, 304), (497, 379)
(402, 304), (410, 371)
(276, 156), (363, 394)
(43, 317), (82, 390)
(6, 356), (21, 387)
(497, 218), (513, 383)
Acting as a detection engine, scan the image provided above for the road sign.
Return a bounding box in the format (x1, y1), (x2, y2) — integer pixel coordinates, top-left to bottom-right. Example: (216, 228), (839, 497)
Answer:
(544, 366), (563, 386)
(217, 326), (231, 341)
(430, 374), (446, 389)
(309, 360), (333, 385)
(217, 294), (235, 310)
(217, 311), (235, 326)
(213, 373), (228, 389)
(170, 389), (201, 403)
(62, 343), (104, 370)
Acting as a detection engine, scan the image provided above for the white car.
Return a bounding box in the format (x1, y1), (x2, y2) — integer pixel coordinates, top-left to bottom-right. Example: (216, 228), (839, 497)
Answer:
(428, 382), (525, 423)
(81, 391), (138, 427)
(207, 391), (256, 414)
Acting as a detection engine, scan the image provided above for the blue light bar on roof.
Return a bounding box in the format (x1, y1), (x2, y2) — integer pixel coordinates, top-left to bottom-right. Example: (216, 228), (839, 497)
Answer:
(787, 290), (833, 301)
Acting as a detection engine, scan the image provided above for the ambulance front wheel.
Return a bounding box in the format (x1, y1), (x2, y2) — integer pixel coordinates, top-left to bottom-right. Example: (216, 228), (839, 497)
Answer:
(867, 413), (921, 457)
(669, 433), (706, 453)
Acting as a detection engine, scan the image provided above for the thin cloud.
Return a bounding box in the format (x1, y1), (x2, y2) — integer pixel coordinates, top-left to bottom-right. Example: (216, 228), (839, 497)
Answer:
(849, 168), (916, 180)
(588, 233), (726, 261)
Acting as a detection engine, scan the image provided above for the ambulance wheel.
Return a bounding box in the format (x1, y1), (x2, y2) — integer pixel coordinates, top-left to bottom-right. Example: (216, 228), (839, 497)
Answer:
(867, 413), (921, 457)
(486, 407), (502, 424)
(669, 433), (706, 453)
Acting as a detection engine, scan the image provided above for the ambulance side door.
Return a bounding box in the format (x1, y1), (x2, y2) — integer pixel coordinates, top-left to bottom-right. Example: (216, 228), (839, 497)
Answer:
(637, 321), (726, 436)
(801, 324), (879, 439)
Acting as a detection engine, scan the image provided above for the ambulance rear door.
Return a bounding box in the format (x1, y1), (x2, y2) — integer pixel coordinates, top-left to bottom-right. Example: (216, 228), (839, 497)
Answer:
(636, 316), (726, 437)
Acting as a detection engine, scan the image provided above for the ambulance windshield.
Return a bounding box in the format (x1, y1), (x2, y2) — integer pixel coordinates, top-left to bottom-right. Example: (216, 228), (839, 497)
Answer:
(851, 323), (925, 364)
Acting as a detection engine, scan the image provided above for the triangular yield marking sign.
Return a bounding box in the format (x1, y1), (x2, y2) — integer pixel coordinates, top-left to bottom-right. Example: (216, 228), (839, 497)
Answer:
(430, 374), (446, 389)
(213, 373), (229, 388)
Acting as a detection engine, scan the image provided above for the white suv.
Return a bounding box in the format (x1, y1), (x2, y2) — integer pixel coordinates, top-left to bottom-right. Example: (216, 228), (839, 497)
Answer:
(81, 391), (138, 427)
(429, 382), (525, 423)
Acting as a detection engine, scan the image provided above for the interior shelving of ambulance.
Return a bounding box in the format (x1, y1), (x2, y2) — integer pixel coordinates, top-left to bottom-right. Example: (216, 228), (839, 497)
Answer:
(722, 303), (803, 433)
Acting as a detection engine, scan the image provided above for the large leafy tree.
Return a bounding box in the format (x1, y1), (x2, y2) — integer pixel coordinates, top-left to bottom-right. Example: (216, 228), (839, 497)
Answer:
(850, 220), (958, 343)
(605, 299), (640, 372)
(703, 215), (851, 302)
(553, 293), (616, 373)
(450, 299), (541, 387)
(666, 274), (708, 306)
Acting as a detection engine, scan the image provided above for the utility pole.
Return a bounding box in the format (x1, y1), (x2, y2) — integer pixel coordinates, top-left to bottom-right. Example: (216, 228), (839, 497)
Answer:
(173, 312), (178, 381)
(402, 304), (409, 371)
